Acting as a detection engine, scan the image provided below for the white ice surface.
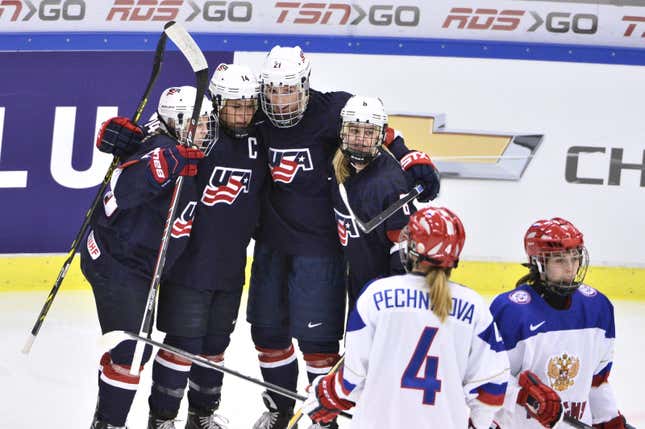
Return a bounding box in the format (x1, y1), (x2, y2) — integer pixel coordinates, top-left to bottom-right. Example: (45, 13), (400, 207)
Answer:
(1, 291), (643, 428)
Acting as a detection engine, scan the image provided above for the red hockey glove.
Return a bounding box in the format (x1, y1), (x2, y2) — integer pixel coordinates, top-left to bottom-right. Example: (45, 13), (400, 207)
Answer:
(302, 374), (354, 424)
(399, 150), (441, 202)
(96, 117), (144, 158)
(146, 144), (204, 188)
(593, 414), (627, 429)
(517, 370), (563, 428)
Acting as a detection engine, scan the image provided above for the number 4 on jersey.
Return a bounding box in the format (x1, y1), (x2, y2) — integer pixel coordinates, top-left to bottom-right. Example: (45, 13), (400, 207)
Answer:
(401, 326), (442, 404)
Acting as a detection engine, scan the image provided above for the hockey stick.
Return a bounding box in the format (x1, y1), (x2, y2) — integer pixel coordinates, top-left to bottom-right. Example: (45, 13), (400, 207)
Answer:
(22, 24), (170, 355)
(286, 355), (346, 429)
(562, 416), (594, 429)
(102, 331), (353, 419)
(338, 183), (422, 234)
(128, 22), (209, 376)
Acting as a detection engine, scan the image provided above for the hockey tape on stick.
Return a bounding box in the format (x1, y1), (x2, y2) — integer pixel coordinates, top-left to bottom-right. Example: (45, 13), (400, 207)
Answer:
(129, 21), (209, 375)
(287, 355), (346, 429)
(103, 331), (353, 419)
(22, 24), (169, 355)
(338, 183), (422, 234)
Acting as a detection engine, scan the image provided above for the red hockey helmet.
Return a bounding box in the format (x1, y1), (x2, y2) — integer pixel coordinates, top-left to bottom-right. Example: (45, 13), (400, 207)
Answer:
(400, 206), (465, 271)
(523, 217), (589, 295)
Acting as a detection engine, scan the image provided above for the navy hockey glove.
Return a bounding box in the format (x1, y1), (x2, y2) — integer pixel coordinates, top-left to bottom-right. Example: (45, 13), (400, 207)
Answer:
(517, 370), (563, 428)
(96, 117), (144, 158)
(303, 374), (353, 424)
(593, 414), (628, 429)
(399, 150), (441, 202)
(146, 144), (204, 188)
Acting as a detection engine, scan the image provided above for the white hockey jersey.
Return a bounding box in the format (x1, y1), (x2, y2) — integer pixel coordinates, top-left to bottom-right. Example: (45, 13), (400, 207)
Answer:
(490, 283), (621, 428)
(334, 273), (510, 429)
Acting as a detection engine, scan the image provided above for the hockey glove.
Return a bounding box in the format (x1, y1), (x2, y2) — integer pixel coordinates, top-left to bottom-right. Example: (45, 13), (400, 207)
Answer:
(399, 150), (441, 202)
(146, 145), (204, 188)
(517, 370), (563, 428)
(302, 374), (354, 424)
(593, 414), (627, 429)
(96, 117), (144, 158)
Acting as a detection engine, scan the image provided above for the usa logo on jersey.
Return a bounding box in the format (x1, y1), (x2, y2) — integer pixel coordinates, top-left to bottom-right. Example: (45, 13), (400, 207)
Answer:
(201, 167), (253, 206)
(171, 201), (197, 238)
(268, 148), (313, 183)
(334, 208), (359, 246)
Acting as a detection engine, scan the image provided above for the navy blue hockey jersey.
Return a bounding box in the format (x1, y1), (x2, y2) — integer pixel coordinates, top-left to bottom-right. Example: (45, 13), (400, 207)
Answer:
(331, 152), (414, 306)
(255, 89), (352, 257)
(85, 134), (198, 280)
(165, 132), (268, 291)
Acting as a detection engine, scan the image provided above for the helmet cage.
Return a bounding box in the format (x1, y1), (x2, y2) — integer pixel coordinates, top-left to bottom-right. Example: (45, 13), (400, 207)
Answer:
(340, 122), (385, 164)
(259, 46), (311, 128)
(157, 86), (215, 151)
(530, 246), (589, 295)
(209, 63), (259, 139)
(213, 96), (258, 139)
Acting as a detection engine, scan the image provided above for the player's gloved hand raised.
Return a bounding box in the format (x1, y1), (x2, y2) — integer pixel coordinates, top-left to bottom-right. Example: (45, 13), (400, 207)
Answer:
(96, 117), (144, 158)
(146, 144), (204, 188)
(399, 150), (441, 202)
(517, 370), (563, 428)
(302, 374), (354, 424)
(593, 414), (628, 429)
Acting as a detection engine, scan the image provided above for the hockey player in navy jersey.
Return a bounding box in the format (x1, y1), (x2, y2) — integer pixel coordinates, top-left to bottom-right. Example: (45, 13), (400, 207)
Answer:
(145, 64), (268, 429)
(302, 206), (509, 428)
(490, 217), (629, 428)
(330, 95), (415, 311)
(247, 45), (442, 429)
(83, 86), (209, 429)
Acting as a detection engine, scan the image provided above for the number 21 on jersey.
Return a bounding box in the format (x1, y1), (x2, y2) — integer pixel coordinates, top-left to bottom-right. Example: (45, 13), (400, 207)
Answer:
(401, 326), (442, 404)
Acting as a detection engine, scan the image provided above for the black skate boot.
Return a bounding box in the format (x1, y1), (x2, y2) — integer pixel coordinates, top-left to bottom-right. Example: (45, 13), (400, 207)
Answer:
(306, 420), (339, 429)
(147, 411), (177, 429)
(252, 392), (296, 429)
(185, 405), (229, 429)
(90, 410), (127, 429)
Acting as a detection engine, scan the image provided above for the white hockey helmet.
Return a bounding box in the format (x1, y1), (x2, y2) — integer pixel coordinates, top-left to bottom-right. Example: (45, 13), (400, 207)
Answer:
(209, 63), (259, 139)
(157, 86), (214, 149)
(259, 45), (311, 128)
(339, 96), (388, 164)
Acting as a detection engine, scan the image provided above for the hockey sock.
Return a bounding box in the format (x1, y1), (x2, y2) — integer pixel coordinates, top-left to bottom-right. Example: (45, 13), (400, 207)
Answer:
(95, 341), (152, 426)
(299, 340), (341, 384)
(187, 353), (224, 412)
(148, 335), (201, 418)
(256, 344), (298, 411)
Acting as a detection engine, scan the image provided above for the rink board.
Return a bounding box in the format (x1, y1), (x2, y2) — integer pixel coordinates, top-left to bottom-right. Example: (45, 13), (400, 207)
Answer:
(1, 254), (643, 301)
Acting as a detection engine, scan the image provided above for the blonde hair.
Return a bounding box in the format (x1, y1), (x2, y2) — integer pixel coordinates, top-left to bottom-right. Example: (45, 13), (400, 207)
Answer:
(332, 148), (352, 184)
(424, 268), (452, 322)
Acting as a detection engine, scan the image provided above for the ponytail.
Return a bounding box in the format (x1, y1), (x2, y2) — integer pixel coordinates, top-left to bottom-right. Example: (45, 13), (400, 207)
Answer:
(424, 268), (452, 322)
(515, 264), (541, 288)
(332, 148), (351, 184)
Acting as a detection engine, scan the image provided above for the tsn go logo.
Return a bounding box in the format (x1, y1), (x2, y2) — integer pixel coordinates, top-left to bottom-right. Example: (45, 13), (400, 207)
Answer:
(0, 0), (85, 21)
(443, 7), (598, 34)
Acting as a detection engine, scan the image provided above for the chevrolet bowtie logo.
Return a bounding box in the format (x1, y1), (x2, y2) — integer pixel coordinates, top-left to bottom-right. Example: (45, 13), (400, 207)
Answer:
(388, 114), (543, 181)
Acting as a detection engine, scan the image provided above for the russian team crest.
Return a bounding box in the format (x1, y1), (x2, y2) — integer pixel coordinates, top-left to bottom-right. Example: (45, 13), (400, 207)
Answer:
(171, 201), (197, 238)
(202, 167), (252, 206)
(334, 208), (359, 246)
(268, 148), (313, 183)
(509, 290), (531, 304)
(547, 353), (580, 392)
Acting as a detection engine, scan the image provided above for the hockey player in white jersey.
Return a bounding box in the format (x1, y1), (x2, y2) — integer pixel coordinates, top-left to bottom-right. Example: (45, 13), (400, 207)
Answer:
(490, 217), (630, 428)
(302, 206), (510, 428)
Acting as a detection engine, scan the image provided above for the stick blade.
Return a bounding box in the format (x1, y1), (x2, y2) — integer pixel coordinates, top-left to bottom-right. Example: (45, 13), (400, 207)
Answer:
(163, 22), (207, 72)
(22, 334), (36, 354)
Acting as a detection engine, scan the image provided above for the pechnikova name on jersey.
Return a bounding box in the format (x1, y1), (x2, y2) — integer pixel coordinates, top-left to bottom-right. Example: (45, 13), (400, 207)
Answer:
(373, 288), (474, 324)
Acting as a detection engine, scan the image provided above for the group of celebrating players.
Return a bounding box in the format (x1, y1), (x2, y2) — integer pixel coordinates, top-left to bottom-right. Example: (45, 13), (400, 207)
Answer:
(84, 45), (630, 429)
